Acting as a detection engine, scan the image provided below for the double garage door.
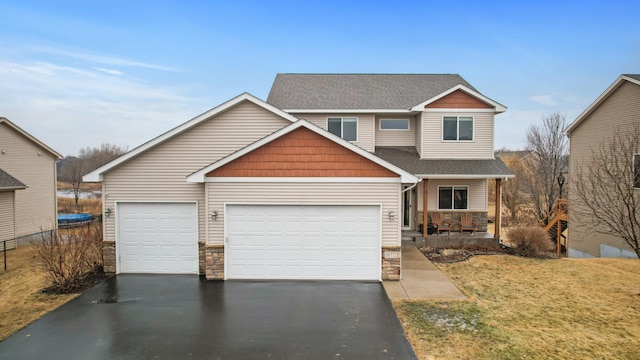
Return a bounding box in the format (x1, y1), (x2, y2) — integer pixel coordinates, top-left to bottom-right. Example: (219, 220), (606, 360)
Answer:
(118, 203), (380, 280)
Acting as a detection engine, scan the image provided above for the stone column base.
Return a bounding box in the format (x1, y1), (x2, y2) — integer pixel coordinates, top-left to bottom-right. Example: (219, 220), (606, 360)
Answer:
(205, 245), (224, 280)
(382, 247), (401, 280)
(103, 240), (116, 275)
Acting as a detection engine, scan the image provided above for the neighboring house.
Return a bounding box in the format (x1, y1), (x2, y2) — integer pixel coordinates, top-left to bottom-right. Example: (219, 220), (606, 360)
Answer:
(565, 74), (640, 258)
(84, 74), (512, 281)
(0, 118), (62, 245)
(0, 168), (27, 249)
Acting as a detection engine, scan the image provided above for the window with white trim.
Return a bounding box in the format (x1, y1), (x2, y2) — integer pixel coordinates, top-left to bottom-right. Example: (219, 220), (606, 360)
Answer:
(634, 154), (640, 189)
(328, 117), (357, 141)
(438, 186), (468, 210)
(443, 116), (473, 141)
(380, 118), (410, 131)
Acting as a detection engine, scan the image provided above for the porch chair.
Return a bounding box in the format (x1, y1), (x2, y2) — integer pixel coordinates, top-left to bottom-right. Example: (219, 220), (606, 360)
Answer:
(460, 213), (478, 235)
(429, 212), (451, 236)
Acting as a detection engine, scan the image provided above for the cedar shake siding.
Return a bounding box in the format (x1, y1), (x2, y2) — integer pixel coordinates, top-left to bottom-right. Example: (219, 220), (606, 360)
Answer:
(0, 122), (58, 236)
(102, 101), (291, 242)
(425, 90), (494, 109)
(568, 80), (640, 257)
(207, 127), (397, 178)
(206, 182), (400, 247)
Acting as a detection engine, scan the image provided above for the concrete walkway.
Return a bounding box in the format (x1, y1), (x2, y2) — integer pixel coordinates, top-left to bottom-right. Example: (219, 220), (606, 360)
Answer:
(383, 247), (467, 300)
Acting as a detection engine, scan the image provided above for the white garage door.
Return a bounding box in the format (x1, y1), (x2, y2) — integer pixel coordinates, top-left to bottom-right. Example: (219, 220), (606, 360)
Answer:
(226, 205), (380, 280)
(118, 202), (198, 274)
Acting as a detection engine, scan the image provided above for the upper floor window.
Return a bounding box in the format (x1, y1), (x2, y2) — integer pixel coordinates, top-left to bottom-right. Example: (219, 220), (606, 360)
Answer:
(380, 118), (410, 131)
(634, 154), (640, 189)
(443, 116), (473, 141)
(328, 117), (357, 141)
(438, 185), (468, 210)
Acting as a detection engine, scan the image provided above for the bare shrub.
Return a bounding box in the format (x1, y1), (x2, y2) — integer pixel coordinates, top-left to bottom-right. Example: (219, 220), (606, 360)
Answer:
(34, 223), (103, 293)
(507, 226), (554, 258)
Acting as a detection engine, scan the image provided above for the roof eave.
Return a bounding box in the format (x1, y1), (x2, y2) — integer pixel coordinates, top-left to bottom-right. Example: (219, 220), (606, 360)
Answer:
(565, 75), (640, 134)
(187, 119), (419, 184)
(83, 93), (299, 182)
(416, 174), (515, 179)
(410, 84), (507, 113)
(0, 118), (63, 159)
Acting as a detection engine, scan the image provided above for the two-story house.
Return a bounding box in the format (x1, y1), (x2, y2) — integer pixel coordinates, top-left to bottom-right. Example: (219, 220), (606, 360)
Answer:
(0, 118), (62, 249)
(84, 73), (512, 281)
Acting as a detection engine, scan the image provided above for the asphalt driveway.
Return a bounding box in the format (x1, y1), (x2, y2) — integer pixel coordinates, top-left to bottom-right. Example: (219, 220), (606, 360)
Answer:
(0, 275), (416, 359)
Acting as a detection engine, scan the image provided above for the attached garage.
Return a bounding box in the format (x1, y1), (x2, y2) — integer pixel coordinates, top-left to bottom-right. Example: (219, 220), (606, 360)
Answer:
(226, 204), (381, 280)
(117, 202), (198, 274)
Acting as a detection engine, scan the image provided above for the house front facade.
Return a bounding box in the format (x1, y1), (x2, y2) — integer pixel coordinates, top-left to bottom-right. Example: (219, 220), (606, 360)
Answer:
(565, 74), (640, 258)
(0, 118), (62, 247)
(85, 74), (511, 280)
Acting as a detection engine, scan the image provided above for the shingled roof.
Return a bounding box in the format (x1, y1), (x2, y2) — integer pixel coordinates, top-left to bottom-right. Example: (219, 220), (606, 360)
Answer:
(375, 147), (514, 178)
(0, 168), (27, 191)
(267, 74), (479, 110)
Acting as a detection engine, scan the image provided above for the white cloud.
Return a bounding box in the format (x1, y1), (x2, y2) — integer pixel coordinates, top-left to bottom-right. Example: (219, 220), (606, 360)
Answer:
(0, 60), (206, 156)
(27, 45), (182, 72)
(528, 95), (556, 106)
(95, 67), (123, 76)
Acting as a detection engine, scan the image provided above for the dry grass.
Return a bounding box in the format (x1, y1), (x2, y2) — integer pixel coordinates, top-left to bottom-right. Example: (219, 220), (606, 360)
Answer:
(57, 197), (102, 215)
(396, 255), (640, 359)
(0, 246), (78, 341)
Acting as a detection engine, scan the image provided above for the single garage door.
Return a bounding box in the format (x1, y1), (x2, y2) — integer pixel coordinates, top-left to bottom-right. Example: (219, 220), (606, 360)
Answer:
(226, 205), (380, 280)
(118, 202), (198, 274)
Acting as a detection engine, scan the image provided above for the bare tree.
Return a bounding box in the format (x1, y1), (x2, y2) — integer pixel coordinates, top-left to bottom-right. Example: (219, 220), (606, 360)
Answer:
(59, 143), (128, 205)
(573, 124), (640, 258)
(60, 156), (85, 205)
(521, 113), (569, 224)
(79, 143), (128, 173)
(501, 155), (525, 221)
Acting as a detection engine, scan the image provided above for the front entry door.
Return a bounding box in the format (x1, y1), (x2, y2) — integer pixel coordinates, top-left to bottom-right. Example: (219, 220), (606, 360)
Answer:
(402, 186), (412, 230)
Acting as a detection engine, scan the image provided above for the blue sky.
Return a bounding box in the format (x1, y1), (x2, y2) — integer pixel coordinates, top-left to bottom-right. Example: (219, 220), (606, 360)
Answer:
(1, 0), (638, 156)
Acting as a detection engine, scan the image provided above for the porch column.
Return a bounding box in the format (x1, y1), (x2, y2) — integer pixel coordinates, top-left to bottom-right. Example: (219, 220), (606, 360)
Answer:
(494, 178), (502, 239)
(422, 179), (428, 237)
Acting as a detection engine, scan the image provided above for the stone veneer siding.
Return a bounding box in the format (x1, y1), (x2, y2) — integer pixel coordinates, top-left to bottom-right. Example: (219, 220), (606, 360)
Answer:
(198, 242), (206, 275)
(205, 245), (225, 280)
(417, 211), (488, 232)
(103, 241), (116, 275)
(382, 246), (401, 280)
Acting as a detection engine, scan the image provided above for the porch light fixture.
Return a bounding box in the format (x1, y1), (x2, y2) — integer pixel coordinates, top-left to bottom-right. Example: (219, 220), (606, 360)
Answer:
(211, 210), (218, 221)
(388, 210), (395, 221)
(105, 208), (112, 217)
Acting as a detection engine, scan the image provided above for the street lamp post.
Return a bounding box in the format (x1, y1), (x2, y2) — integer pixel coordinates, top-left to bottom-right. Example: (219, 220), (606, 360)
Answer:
(557, 173), (565, 199)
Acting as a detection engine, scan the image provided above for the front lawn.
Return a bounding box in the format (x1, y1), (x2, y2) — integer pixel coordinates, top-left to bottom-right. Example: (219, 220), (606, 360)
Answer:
(0, 246), (78, 341)
(395, 255), (640, 359)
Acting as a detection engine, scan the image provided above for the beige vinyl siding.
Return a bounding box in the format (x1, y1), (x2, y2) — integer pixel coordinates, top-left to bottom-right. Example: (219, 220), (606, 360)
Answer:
(103, 101), (291, 241)
(416, 179), (487, 212)
(0, 191), (17, 249)
(419, 111), (494, 159)
(0, 124), (58, 236)
(293, 113), (375, 152)
(375, 116), (416, 147)
(416, 116), (422, 154)
(206, 182), (400, 247)
(568, 81), (640, 257)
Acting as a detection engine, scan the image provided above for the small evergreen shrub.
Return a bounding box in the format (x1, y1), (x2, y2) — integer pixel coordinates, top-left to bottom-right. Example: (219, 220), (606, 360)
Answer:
(507, 226), (554, 258)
